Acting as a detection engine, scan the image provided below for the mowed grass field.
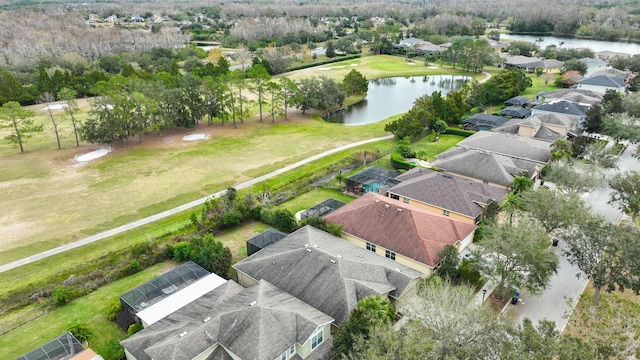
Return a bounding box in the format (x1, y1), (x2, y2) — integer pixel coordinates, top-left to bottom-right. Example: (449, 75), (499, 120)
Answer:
(283, 54), (485, 82)
(0, 108), (388, 263)
(1, 55), (477, 265)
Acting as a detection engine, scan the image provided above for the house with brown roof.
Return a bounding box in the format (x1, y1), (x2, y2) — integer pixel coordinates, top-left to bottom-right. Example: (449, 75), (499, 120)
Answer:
(387, 168), (509, 224)
(323, 192), (477, 274)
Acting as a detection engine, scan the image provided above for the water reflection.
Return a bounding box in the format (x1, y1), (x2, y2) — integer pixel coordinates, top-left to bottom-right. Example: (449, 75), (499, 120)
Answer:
(324, 75), (470, 126)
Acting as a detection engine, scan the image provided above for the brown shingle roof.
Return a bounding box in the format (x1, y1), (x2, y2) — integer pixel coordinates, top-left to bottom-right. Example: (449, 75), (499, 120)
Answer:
(324, 193), (476, 268)
(388, 168), (509, 217)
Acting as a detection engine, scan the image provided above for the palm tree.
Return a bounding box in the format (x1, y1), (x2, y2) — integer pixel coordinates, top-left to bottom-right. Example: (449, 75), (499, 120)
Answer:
(509, 176), (533, 195)
(501, 193), (525, 225)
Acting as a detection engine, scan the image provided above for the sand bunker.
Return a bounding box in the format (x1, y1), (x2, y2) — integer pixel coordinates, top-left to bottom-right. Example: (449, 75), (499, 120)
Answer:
(182, 133), (208, 141)
(406, 63), (417, 66)
(42, 104), (68, 111)
(317, 67), (331, 71)
(75, 147), (112, 162)
(349, 64), (358, 66)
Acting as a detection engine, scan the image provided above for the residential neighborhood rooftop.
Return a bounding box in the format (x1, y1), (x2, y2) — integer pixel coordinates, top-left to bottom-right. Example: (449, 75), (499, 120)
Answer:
(433, 148), (541, 186)
(454, 131), (552, 163)
(233, 225), (423, 325)
(389, 168), (509, 216)
(121, 280), (333, 360)
(532, 99), (590, 117)
(577, 75), (627, 87)
(324, 192), (477, 268)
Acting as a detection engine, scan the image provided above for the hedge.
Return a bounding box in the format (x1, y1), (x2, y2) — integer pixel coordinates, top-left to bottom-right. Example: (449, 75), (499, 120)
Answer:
(443, 127), (476, 137)
(287, 54), (362, 72)
(390, 152), (416, 171)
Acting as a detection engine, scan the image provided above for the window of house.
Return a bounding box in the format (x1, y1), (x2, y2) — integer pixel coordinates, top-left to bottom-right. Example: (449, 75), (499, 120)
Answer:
(366, 242), (376, 252)
(385, 250), (396, 260)
(311, 328), (324, 350)
(289, 345), (296, 356)
(403, 197), (409, 203)
(280, 351), (287, 360)
(442, 209), (450, 216)
(390, 194), (399, 200)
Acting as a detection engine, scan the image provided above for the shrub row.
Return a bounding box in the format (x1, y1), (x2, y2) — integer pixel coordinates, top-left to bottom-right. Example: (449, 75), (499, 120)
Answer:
(287, 54), (362, 72)
(390, 152), (416, 171)
(443, 127), (475, 137)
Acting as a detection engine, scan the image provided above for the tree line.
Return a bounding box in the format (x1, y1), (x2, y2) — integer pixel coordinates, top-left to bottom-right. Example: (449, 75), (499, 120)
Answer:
(0, 58), (368, 151)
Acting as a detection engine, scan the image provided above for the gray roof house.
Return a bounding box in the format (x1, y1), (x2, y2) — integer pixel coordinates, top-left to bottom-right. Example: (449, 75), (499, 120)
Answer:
(121, 280), (334, 360)
(575, 75), (627, 94)
(431, 148), (542, 188)
(387, 168), (509, 223)
(453, 131), (552, 164)
(541, 89), (603, 105)
(398, 37), (426, 47)
(500, 55), (563, 72)
(494, 112), (580, 140)
(531, 99), (590, 126)
(233, 226), (423, 326)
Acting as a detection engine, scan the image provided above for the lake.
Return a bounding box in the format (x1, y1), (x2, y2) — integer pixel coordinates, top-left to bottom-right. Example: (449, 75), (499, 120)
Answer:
(500, 34), (640, 55)
(324, 75), (470, 126)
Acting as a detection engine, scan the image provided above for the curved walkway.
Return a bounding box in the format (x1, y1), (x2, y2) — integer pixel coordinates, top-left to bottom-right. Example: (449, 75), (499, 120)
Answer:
(0, 135), (394, 273)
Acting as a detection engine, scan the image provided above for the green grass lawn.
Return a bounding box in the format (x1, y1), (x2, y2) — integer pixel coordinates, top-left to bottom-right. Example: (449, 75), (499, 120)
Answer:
(0, 261), (177, 360)
(412, 133), (466, 162)
(563, 281), (640, 357)
(522, 72), (559, 97)
(283, 54), (483, 82)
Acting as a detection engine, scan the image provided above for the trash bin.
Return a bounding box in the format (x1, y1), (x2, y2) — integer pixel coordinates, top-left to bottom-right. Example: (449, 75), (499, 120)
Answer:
(552, 238), (559, 246)
(511, 297), (518, 304)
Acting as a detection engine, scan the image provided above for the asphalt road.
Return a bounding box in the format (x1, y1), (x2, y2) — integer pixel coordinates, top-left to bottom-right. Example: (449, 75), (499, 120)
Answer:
(0, 135), (393, 273)
(511, 143), (639, 331)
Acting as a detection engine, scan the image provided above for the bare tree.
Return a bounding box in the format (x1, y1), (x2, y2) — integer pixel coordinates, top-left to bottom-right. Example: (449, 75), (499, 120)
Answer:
(38, 92), (62, 150)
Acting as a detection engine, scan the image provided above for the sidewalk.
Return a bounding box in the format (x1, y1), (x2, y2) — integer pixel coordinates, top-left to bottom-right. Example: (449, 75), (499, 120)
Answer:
(474, 280), (498, 306)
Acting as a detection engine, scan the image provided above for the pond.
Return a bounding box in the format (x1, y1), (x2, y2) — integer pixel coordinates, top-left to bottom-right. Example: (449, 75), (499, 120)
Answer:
(324, 75), (471, 126)
(500, 34), (640, 55)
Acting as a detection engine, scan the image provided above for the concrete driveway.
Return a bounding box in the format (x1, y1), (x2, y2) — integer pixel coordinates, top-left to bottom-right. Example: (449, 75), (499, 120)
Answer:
(509, 143), (639, 331)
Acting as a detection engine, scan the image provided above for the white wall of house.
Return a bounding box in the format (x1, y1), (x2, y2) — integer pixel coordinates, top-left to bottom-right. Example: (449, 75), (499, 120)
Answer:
(459, 231), (475, 251)
(124, 348), (136, 360)
(575, 83), (625, 94)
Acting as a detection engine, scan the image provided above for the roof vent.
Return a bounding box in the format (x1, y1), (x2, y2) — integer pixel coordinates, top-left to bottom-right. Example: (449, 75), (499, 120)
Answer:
(337, 255), (343, 259)
(395, 268), (402, 272)
(384, 204), (390, 208)
(304, 244), (309, 248)
(249, 301), (257, 307)
(203, 317), (211, 323)
(397, 208), (402, 212)
(313, 244), (319, 248)
(306, 248), (312, 253)
(330, 259), (336, 264)
(179, 331), (188, 337)
(374, 199), (380, 202)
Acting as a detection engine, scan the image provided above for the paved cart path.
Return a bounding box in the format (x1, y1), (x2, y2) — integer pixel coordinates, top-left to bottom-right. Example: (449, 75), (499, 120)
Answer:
(0, 135), (393, 273)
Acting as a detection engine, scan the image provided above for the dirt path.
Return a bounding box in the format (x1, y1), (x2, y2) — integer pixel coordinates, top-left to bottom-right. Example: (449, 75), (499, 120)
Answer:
(0, 135), (393, 273)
